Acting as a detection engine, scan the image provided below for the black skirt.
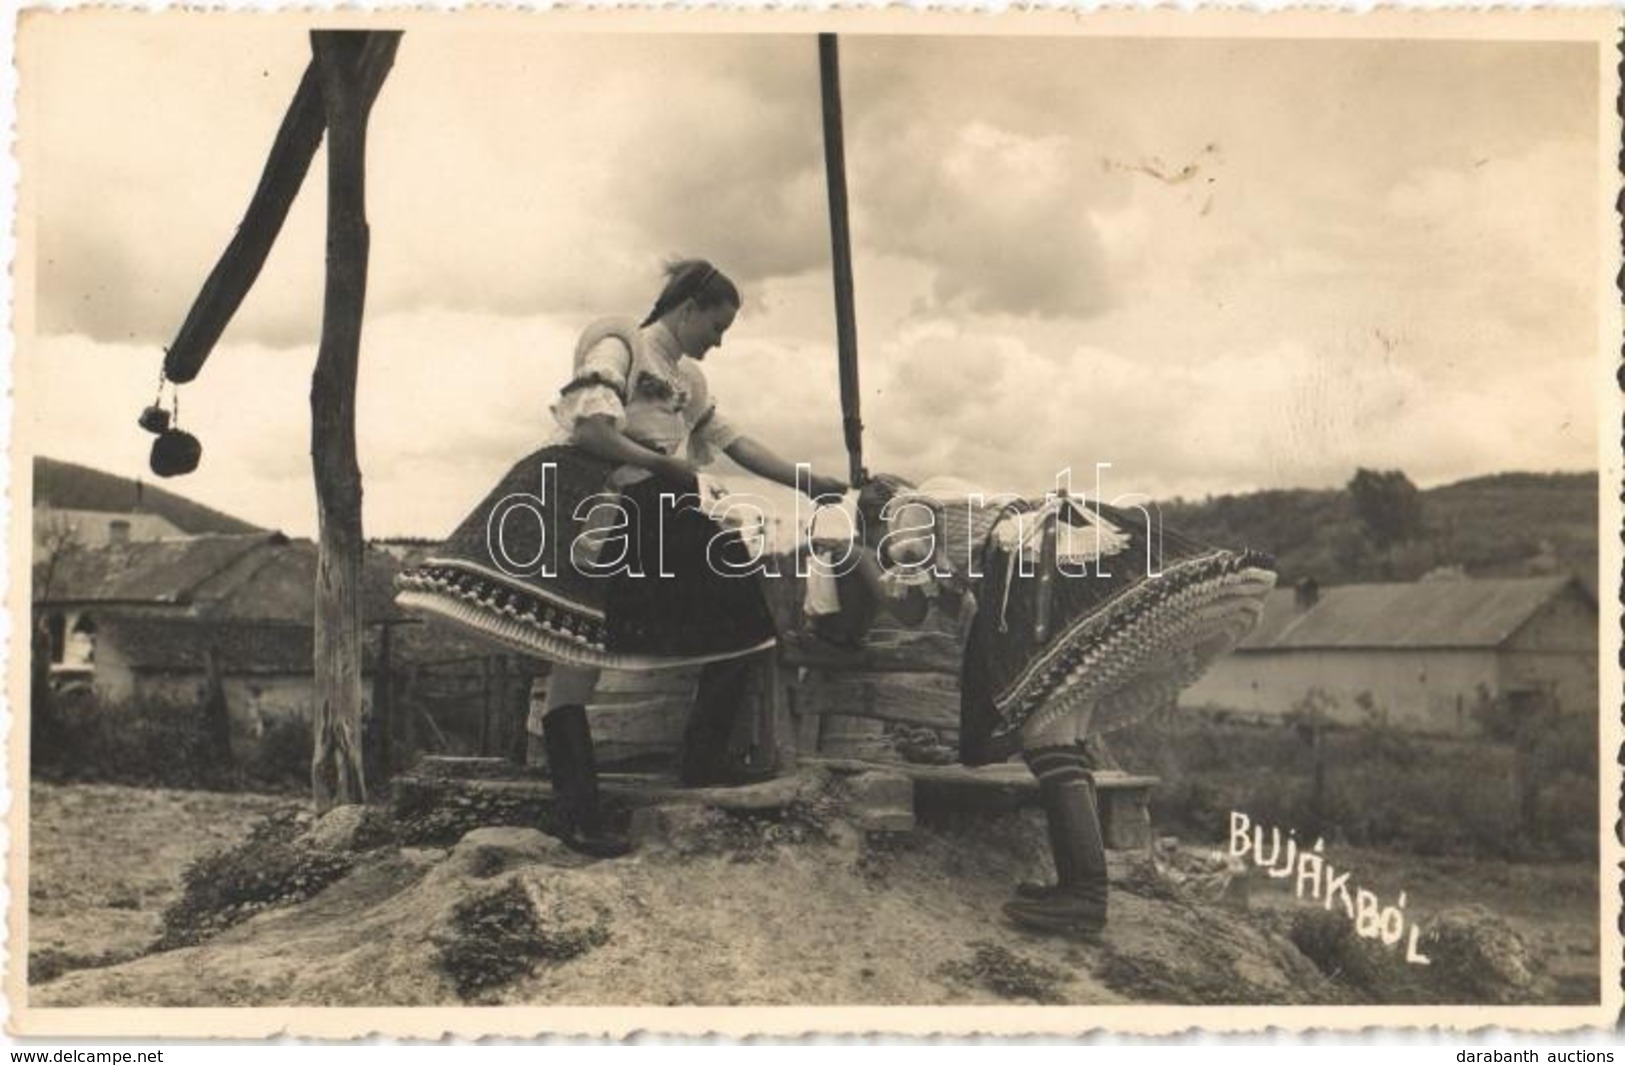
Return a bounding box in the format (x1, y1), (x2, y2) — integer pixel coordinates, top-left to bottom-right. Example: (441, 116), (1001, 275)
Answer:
(395, 445), (777, 670)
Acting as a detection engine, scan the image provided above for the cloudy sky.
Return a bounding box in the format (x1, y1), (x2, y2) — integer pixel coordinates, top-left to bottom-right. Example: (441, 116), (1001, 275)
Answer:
(17, 14), (1612, 540)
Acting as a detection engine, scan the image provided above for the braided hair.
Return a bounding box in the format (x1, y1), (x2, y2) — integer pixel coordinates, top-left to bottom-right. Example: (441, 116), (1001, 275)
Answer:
(640, 259), (741, 327)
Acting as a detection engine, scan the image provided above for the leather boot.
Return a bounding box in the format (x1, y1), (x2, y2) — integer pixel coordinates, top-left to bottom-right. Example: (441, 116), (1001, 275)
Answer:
(1014, 742), (1101, 900)
(541, 705), (631, 858)
(1014, 794), (1103, 900)
(677, 656), (776, 788)
(1015, 788), (1083, 901)
(1004, 773), (1109, 937)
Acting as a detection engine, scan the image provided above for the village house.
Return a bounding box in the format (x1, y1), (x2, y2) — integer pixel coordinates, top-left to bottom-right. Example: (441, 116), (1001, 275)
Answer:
(35, 503), (186, 552)
(34, 532), (405, 735)
(31, 458), (520, 766)
(1178, 575), (1598, 734)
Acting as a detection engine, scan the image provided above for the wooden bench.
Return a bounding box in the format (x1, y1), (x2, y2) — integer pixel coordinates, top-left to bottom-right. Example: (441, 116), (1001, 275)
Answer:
(408, 749), (1158, 852)
(802, 757), (1157, 850)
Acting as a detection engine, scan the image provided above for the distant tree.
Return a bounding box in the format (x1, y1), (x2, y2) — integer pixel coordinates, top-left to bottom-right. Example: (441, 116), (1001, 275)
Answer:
(1386, 540), (1441, 582)
(30, 614), (60, 763)
(1326, 521), (1374, 582)
(32, 514), (82, 604)
(1168, 471), (1590, 586)
(201, 645), (235, 775)
(1347, 468), (1425, 552)
(30, 516), (83, 764)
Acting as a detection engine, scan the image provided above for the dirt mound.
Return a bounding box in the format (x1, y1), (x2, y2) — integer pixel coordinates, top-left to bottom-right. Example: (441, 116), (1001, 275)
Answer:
(33, 780), (1520, 1009)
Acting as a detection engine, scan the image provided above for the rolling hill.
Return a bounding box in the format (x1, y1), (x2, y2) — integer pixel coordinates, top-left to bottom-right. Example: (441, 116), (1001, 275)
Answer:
(1160, 471), (1599, 590)
(33, 456), (264, 536)
(33, 456), (1601, 593)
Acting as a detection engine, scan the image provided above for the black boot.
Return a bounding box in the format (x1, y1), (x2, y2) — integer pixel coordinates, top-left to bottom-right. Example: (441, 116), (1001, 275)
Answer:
(1013, 743), (1097, 900)
(677, 656), (776, 788)
(1004, 771), (1109, 937)
(1011, 794), (1104, 902)
(542, 705), (631, 858)
(1015, 797), (1104, 901)
(1011, 788), (1081, 902)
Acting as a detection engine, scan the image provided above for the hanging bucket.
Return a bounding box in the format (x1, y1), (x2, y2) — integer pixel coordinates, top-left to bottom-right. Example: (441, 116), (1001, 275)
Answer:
(150, 429), (202, 477)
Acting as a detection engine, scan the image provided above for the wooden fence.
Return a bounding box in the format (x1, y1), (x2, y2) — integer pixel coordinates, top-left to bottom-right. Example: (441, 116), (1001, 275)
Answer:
(368, 651), (534, 780)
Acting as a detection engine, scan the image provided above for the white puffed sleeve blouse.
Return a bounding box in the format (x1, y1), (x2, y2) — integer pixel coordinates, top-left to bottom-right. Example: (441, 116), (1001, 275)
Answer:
(549, 318), (743, 470)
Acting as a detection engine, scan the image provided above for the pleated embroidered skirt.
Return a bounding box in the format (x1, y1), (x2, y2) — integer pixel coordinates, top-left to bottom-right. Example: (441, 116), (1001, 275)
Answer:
(957, 501), (1276, 765)
(394, 445), (777, 671)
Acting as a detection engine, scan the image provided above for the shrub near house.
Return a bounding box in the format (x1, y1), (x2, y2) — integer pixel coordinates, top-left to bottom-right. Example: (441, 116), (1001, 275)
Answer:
(1108, 697), (1597, 862)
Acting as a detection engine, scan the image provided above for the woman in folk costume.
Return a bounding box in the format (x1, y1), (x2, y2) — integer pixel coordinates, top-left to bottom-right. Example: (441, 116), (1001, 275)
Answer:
(397, 260), (847, 858)
(859, 476), (1276, 937)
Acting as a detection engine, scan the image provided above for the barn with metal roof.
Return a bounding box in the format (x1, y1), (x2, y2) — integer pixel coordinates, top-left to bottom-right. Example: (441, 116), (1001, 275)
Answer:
(1178, 576), (1598, 733)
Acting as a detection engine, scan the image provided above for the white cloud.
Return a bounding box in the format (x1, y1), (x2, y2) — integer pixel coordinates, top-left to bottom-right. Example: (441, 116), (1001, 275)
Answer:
(18, 24), (1607, 540)
(853, 116), (1119, 320)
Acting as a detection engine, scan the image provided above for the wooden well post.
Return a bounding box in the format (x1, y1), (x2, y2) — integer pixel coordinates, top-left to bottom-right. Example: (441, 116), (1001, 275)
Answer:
(158, 29), (402, 811)
(308, 30), (401, 810)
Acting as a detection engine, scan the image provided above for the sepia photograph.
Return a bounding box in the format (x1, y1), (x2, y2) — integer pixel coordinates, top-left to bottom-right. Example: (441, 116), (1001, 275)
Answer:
(6, 7), (1621, 1038)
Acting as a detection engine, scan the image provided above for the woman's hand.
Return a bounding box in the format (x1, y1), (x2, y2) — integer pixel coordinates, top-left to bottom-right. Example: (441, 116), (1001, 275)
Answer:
(807, 472), (849, 500)
(723, 436), (849, 498)
(651, 454), (700, 486)
(571, 417), (697, 486)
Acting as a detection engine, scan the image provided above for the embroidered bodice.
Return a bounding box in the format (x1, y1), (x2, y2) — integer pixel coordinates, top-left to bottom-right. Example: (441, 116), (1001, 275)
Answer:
(549, 318), (742, 471)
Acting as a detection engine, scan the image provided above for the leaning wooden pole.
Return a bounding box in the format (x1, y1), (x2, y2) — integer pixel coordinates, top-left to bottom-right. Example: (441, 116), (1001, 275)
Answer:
(164, 62), (327, 384)
(308, 29), (401, 812)
(818, 34), (866, 488)
(164, 35), (399, 386)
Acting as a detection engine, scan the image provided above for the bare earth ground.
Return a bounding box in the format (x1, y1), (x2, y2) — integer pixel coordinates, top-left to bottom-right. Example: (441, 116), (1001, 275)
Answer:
(27, 784), (293, 971)
(24, 782), (1601, 1009)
